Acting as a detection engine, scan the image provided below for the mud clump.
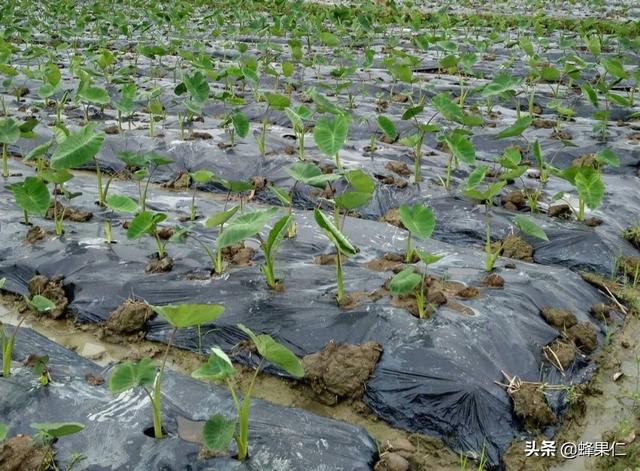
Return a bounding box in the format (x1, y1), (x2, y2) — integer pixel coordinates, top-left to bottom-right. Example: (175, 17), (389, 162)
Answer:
(456, 286), (480, 299)
(0, 435), (48, 471)
(584, 216), (603, 227)
(590, 303), (614, 322)
(363, 253), (404, 272)
(385, 160), (411, 177)
(545, 338), (577, 369)
(548, 202), (572, 218)
(532, 118), (556, 129)
(155, 226), (174, 240)
(25, 226), (46, 244)
(567, 322), (598, 353)
(499, 235), (534, 262)
(337, 291), (368, 310)
(502, 439), (548, 471)
(145, 254), (173, 273)
(540, 307), (577, 330)
(27, 274), (68, 319)
(379, 208), (403, 228)
(501, 190), (527, 211)
(314, 253), (336, 265)
(104, 299), (152, 335)
(510, 383), (556, 429)
(46, 202), (93, 222)
(185, 131), (213, 140)
(104, 125), (120, 135)
(375, 452), (410, 471)
(222, 243), (254, 267)
(162, 171), (191, 190)
(302, 341), (382, 405)
(481, 273), (504, 288)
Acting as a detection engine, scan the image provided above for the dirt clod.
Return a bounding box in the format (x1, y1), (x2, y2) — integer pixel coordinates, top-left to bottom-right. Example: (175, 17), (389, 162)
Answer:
(27, 275), (68, 319)
(145, 254), (173, 273)
(501, 190), (527, 211)
(25, 226), (46, 244)
(104, 125), (120, 135)
(155, 226), (174, 240)
(0, 435), (48, 471)
(385, 161), (411, 177)
(85, 373), (105, 386)
(302, 341), (382, 405)
(540, 307), (577, 330)
(162, 171), (191, 190)
(380, 208), (403, 228)
(456, 286), (480, 299)
(567, 322), (598, 353)
(510, 383), (556, 429)
(104, 299), (152, 334)
(481, 273), (504, 288)
(46, 202), (93, 222)
(499, 235), (534, 262)
(545, 338), (577, 369)
(374, 452), (410, 471)
(548, 203), (572, 218)
(314, 253), (336, 265)
(590, 303), (614, 322)
(222, 243), (254, 267)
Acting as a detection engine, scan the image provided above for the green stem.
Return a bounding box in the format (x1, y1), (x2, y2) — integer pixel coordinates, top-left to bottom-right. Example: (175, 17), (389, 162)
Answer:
(335, 250), (344, 304)
(95, 158), (105, 206)
(154, 233), (165, 259)
(405, 235), (413, 263)
(151, 327), (177, 439)
(415, 281), (426, 319)
(578, 198), (585, 222)
(2, 143), (7, 178)
(105, 219), (112, 243)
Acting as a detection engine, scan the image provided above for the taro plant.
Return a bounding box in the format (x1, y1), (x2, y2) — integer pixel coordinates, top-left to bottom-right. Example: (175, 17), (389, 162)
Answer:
(398, 103), (439, 183)
(257, 92), (290, 156)
(220, 110), (249, 147)
(260, 214), (292, 289)
(117, 152), (173, 212)
(313, 114), (349, 171)
(105, 194), (138, 244)
(40, 168), (75, 236)
(398, 203), (436, 263)
(9, 176), (50, 225)
(0, 117), (20, 177)
(284, 105), (312, 160)
(389, 250), (442, 319)
(267, 184), (296, 238)
(110, 302), (225, 439)
(313, 208), (357, 304)
(31, 422), (85, 468)
(127, 211), (172, 259)
(333, 169), (375, 227)
(212, 208), (279, 274)
(192, 324), (304, 460)
(189, 170), (216, 221)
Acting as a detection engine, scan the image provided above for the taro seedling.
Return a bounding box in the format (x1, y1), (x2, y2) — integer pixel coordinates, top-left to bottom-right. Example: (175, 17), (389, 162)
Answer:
(9, 176), (50, 225)
(174, 71), (210, 136)
(220, 110), (249, 147)
(398, 203), (436, 263)
(398, 103), (439, 183)
(49, 124), (106, 205)
(260, 214), (292, 289)
(110, 302), (225, 439)
(389, 250), (442, 319)
(0, 116), (20, 177)
(267, 184), (296, 238)
(202, 205), (240, 273)
(285, 105), (312, 160)
(258, 93), (290, 156)
(189, 170), (216, 221)
(313, 208), (357, 304)
(120, 152), (173, 212)
(213, 208), (279, 275)
(127, 211), (172, 260)
(75, 70), (111, 122)
(40, 168), (75, 236)
(333, 169), (375, 227)
(192, 324), (303, 460)
(1, 320), (24, 377)
(313, 114), (349, 171)
(31, 422), (85, 469)
(105, 194), (138, 244)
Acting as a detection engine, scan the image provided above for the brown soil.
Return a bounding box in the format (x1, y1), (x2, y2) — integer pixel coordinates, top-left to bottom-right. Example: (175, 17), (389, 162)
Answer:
(375, 174), (408, 188)
(363, 253), (404, 272)
(155, 226), (174, 240)
(27, 275), (68, 319)
(572, 154), (597, 168)
(46, 201), (93, 222)
(162, 171), (191, 190)
(498, 234), (534, 262)
(551, 129), (572, 140)
(501, 190), (527, 211)
(456, 286), (480, 299)
(337, 291), (369, 310)
(314, 253), (337, 265)
(548, 203), (572, 218)
(222, 243), (254, 267)
(85, 372), (105, 386)
(0, 435), (48, 471)
(145, 254), (173, 273)
(302, 340), (382, 405)
(103, 298), (152, 335)
(545, 338), (577, 370)
(385, 161), (411, 177)
(25, 226), (46, 244)
(185, 131), (213, 140)
(104, 125), (120, 135)
(567, 322), (598, 353)
(379, 208), (404, 229)
(510, 383), (557, 429)
(540, 307), (578, 330)
(481, 273), (504, 288)
(589, 303), (614, 322)
(532, 118), (556, 129)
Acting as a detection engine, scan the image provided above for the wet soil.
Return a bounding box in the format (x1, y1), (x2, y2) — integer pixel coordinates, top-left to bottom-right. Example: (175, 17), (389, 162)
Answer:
(25, 226), (46, 244)
(145, 254), (173, 273)
(103, 298), (152, 335)
(45, 201), (93, 222)
(0, 435), (48, 471)
(510, 383), (557, 429)
(540, 307), (578, 330)
(26, 275), (69, 319)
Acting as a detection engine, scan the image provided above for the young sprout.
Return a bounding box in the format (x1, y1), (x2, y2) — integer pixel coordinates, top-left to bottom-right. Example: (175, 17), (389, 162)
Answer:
(313, 114), (349, 171)
(109, 302), (225, 439)
(389, 250), (442, 319)
(0, 117), (20, 178)
(261, 214), (292, 289)
(313, 208), (357, 304)
(9, 176), (50, 226)
(220, 111), (249, 147)
(398, 203), (436, 263)
(258, 93), (290, 156)
(105, 194), (137, 244)
(192, 324), (304, 460)
(284, 105), (312, 160)
(267, 184), (296, 238)
(127, 211), (173, 260)
(189, 170), (215, 221)
(31, 422), (85, 468)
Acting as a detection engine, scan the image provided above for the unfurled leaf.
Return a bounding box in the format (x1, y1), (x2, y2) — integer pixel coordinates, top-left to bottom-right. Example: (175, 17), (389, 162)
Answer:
(217, 208), (279, 248)
(389, 268), (422, 295)
(192, 347), (236, 381)
(237, 324), (304, 378)
(31, 422), (84, 438)
(314, 116), (349, 157)
(575, 168), (605, 210)
(202, 414), (236, 451)
(109, 358), (156, 393)
(106, 194), (137, 213)
(205, 206), (239, 228)
(377, 115), (398, 141)
(50, 124), (104, 170)
(149, 303), (225, 328)
(399, 204), (435, 239)
(513, 215), (549, 242)
(10, 177), (50, 216)
(496, 116), (532, 139)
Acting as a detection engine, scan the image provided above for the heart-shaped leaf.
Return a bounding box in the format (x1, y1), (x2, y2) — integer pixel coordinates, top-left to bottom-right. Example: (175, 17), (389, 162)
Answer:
(202, 414), (236, 451)
(237, 324), (304, 378)
(109, 357), (156, 393)
(399, 204), (435, 239)
(50, 124), (104, 170)
(149, 303), (225, 328)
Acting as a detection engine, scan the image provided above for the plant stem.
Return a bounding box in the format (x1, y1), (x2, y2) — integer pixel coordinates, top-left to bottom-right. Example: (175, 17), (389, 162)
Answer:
(578, 198), (585, 222)
(405, 235), (413, 263)
(335, 250), (344, 304)
(151, 327), (177, 439)
(415, 281), (426, 319)
(1, 318), (25, 377)
(2, 143), (8, 178)
(105, 219), (112, 243)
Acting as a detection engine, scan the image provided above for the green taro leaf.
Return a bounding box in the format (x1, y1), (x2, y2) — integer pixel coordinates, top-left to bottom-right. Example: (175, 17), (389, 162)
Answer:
(149, 303), (225, 328)
(313, 208), (357, 257)
(513, 215), (549, 242)
(127, 211), (164, 239)
(31, 422), (84, 438)
(466, 165), (488, 189)
(602, 58), (626, 80)
(28, 295), (56, 313)
(191, 170), (216, 184)
(263, 92), (290, 110)
(285, 162), (342, 188)
(264, 214), (292, 260)
(443, 131), (475, 164)
(237, 324), (304, 378)
(496, 116), (532, 139)
(313, 116), (349, 158)
(595, 148), (620, 167)
(575, 168), (605, 210)
(109, 358), (156, 393)
(377, 115), (398, 141)
(25, 141), (52, 161)
(0, 423), (6, 441)
(192, 347), (236, 381)
(202, 414), (236, 451)
(79, 86), (110, 105)
(399, 204), (435, 239)
(401, 104), (424, 121)
(415, 250), (443, 266)
(389, 268), (422, 295)
(217, 208), (279, 248)
(106, 194), (137, 213)
(183, 71), (209, 103)
(231, 112), (249, 138)
(267, 184), (292, 206)
(10, 177), (50, 216)
(205, 206), (239, 228)
(0, 118), (20, 144)
(50, 124), (105, 170)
